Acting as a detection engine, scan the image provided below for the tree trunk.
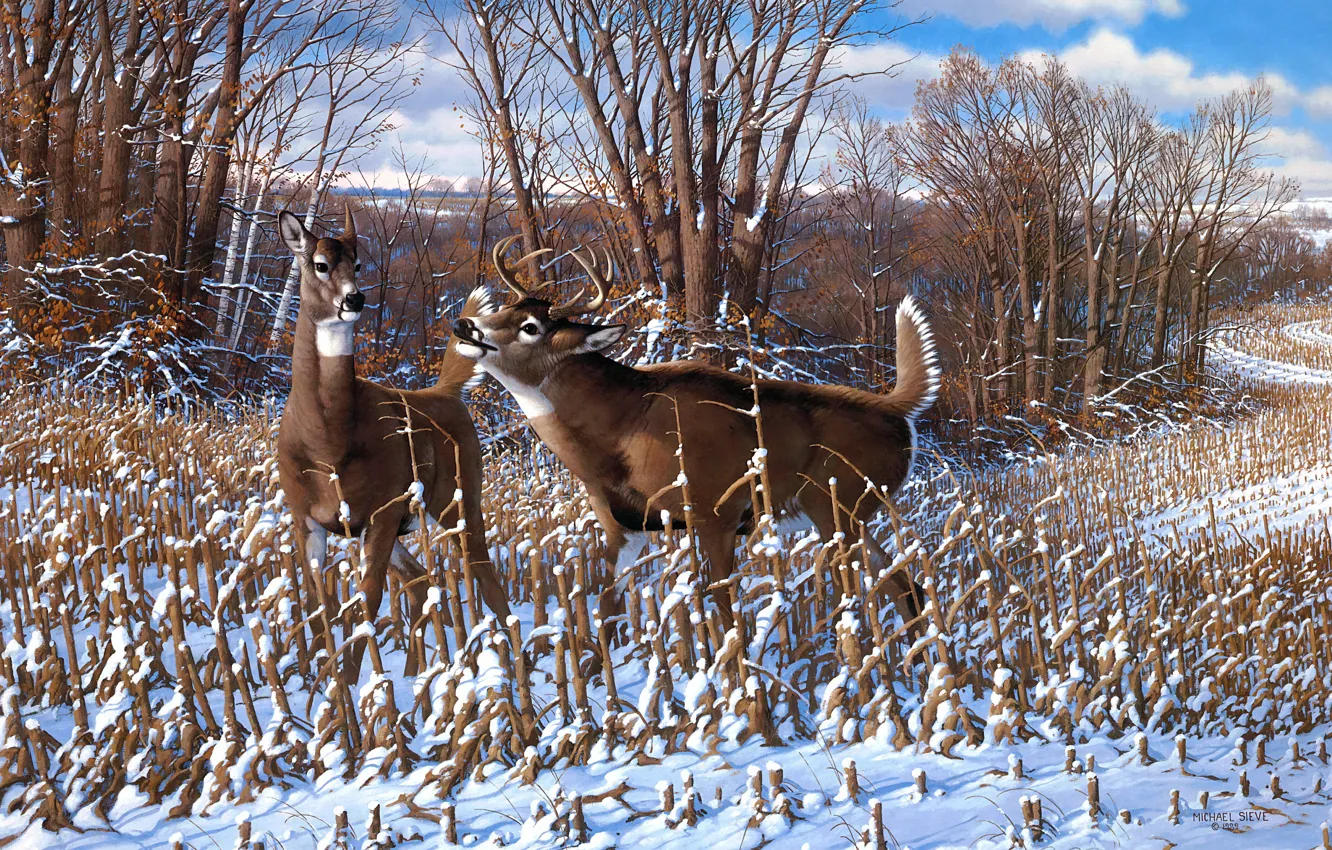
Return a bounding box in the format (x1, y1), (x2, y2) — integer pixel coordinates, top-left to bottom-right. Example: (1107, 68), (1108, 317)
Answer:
(986, 242), (1009, 410)
(1150, 257), (1172, 368)
(1041, 194), (1063, 404)
(48, 59), (78, 240)
(4, 77), (52, 296)
(1081, 200), (1106, 414)
(215, 154), (255, 337)
(685, 51), (721, 327)
(96, 0), (141, 258)
(1111, 235), (1146, 377)
(1087, 226), (1125, 403)
(227, 200), (265, 356)
(579, 19), (681, 297)
(475, 5), (544, 267)
(151, 88), (185, 267)
(1010, 210), (1038, 403)
(730, 13), (841, 320)
(185, 0), (245, 305)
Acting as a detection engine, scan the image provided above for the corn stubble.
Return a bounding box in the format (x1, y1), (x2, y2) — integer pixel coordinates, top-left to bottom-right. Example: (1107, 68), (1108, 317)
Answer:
(1, 310), (1330, 844)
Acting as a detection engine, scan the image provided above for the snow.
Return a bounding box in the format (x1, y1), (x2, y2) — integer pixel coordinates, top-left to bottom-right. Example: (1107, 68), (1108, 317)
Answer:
(18, 727), (1325, 848)
(1125, 313), (1332, 546)
(8, 305), (1332, 849)
(746, 199), (767, 232)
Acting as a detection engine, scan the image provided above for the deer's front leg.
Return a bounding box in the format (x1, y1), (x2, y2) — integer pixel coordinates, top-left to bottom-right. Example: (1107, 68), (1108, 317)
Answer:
(695, 525), (739, 631)
(586, 494), (652, 644)
(587, 496), (627, 619)
(295, 516), (332, 644)
(344, 516), (399, 688)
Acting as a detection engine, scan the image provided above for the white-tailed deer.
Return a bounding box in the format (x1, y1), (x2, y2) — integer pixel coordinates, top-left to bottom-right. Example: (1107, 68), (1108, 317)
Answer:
(277, 209), (511, 684)
(454, 237), (939, 628)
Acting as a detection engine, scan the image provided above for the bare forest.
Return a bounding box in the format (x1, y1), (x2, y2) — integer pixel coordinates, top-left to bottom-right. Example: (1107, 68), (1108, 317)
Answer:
(0, 0), (1316, 434)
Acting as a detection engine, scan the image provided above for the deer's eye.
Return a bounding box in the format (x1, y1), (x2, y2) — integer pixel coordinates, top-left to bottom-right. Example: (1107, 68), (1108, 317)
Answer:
(314, 262), (329, 275)
(520, 322), (541, 336)
(354, 262), (362, 273)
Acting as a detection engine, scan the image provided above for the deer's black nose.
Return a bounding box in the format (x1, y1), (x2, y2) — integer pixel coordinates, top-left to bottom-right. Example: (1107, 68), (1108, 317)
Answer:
(453, 318), (497, 352)
(341, 291), (365, 313)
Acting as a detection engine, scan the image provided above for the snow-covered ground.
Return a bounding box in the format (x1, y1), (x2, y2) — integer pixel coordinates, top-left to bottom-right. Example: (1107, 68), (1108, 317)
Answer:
(33, 728), (1332, 850)
(1123, 315), (1332, 548)
(5, 307), (1332, 850)
(1207, 320), (1332, 385)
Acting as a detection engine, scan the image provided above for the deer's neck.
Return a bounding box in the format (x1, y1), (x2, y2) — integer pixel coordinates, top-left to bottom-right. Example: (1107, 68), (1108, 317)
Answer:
(546, 355), (643, 421)
(522, 356), (644, 467)
(290, 310), (359, 455)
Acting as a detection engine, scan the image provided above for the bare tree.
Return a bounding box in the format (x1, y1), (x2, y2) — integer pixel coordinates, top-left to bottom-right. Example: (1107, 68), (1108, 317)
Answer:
(819, 97), (916, 383)
(0, 0), (87, 295)
(432, 0), (919, 329)
(1180, 82), (1297, 375)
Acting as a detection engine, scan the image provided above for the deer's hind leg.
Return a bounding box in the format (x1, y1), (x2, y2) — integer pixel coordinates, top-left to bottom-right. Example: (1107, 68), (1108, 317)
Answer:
(449, 498), (511, 623)
(797, 487), (924, 632)
(390, 541), (430, 675)
(860, 533), (926, 629)
(695, 525), (739, 631)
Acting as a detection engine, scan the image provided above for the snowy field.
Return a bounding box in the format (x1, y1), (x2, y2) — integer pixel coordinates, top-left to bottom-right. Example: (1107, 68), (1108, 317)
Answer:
(3, 305), (1332, 850)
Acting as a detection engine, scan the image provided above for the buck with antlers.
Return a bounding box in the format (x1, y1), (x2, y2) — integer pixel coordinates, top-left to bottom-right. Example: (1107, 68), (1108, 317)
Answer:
(276, 209), (511, 683)
(454, 237), (939, 628)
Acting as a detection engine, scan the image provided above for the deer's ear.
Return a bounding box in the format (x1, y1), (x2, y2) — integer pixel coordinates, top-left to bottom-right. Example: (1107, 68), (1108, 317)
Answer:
(580, 324), (626, 353)
(342, 207), (357, 249)
(279, 211), (311, 255)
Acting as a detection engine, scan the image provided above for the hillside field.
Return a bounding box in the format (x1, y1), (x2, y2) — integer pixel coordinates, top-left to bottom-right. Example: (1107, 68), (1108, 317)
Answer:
(2, 304), (1332, 849)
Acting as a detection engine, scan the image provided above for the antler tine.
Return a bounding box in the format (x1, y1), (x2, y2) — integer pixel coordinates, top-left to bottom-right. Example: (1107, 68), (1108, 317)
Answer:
(491, 236), (553, 300)
(550, 285), (588, 316)
(552, 246), (610, 318)
(517, 247), (556, 291)
(491, 235), (527, 299)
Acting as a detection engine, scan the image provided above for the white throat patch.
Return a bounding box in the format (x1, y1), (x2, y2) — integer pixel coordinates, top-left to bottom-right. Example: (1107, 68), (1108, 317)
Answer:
(315, 321), (355, 358)
(482, 364), (553, 418)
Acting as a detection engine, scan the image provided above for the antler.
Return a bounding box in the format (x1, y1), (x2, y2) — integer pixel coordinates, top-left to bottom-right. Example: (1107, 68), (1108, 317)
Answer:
(551, 246), (613, 319)
(492, 235), (553, 299)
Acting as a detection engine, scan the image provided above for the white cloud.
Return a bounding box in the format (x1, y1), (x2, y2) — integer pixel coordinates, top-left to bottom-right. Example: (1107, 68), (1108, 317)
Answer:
(343, 105), (484, 189)
(1260, 127), (1332, 197)
(898, 0), (1184, 31)
(1030, 29), (1290, 113)
(1307, 86), (1332, 118)
(1266, 127), (1325, 161)
(1275, 157), (1332, 198)
(837, 43), (944, 112)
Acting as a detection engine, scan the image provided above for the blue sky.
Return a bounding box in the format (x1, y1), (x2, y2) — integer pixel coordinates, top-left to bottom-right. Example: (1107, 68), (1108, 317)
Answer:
(377, 0), (1332, 196)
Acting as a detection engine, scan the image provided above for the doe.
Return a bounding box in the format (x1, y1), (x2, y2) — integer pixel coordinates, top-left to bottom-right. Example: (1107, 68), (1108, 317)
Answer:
(276, 209), (511, 683)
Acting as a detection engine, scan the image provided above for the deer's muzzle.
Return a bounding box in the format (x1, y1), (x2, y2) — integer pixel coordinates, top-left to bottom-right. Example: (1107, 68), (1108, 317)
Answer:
(340, 292), (365, 313)
(453, 318), (496, 352)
